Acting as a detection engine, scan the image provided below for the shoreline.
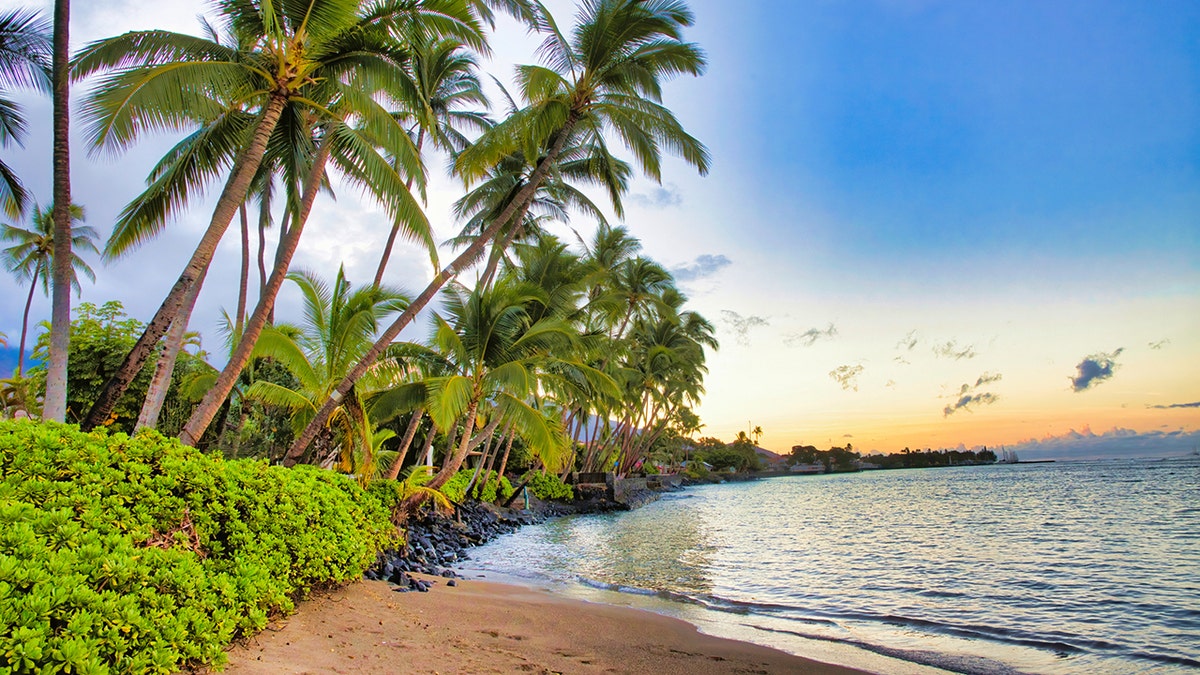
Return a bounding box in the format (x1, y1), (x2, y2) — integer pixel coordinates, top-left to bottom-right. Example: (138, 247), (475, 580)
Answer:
(219, 576), (877, 674)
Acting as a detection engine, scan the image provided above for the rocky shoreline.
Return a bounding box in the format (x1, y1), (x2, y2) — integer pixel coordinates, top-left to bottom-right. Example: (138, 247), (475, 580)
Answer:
(366, 473), (727, 591)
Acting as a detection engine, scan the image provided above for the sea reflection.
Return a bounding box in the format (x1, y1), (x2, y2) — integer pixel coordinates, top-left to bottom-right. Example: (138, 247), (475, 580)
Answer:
(534, 496), (717, 596)
(468, 458), (1200, 674)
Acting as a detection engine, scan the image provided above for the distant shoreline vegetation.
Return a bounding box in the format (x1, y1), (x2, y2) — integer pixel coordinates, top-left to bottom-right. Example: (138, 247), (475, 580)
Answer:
(786, 444), (998, 473)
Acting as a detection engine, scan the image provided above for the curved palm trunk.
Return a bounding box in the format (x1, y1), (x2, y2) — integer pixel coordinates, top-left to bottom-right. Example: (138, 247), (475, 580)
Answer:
(373, 130), (423, 287)
(235, 204), (250, 334)
(135, 265), (207, 431)
(384, 407), (425, 481)
(81, 93), (288, 431)
(44, 0), (71, 422)
(268, 209), (291, 325)
(285, 116), (580, 464)
(478, 200), (532, 289)
(179, 138), (331, 446)
(496, 431), (515, 479)
(16, 263), (39, 378)
(257, 198), (268, 296)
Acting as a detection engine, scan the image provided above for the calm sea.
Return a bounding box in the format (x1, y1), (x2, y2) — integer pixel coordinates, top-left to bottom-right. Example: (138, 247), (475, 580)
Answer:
(463, 457), (1200, 674)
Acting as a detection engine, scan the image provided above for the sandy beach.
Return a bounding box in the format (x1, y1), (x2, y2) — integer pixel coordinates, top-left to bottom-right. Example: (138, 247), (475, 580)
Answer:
(219, 576), (874, 674)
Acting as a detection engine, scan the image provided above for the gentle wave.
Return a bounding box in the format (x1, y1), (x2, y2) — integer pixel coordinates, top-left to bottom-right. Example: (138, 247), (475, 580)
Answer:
(467, 458), (1200, 674)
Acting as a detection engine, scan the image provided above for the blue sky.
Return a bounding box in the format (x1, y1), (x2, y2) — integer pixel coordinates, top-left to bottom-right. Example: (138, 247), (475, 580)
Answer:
(0, 0), (1196, 457)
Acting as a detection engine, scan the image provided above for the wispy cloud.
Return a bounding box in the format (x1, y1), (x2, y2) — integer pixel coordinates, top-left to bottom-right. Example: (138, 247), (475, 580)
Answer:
(829, 364), (865, 391)
(893, 355), (911, 365)
(784, 322), (838, 347)
(671, 254), (732, 282)
(629, 183), (682, 209)
(1147, 401), (1200, 409)
(896, 330), (919, 351)
(1070, 348), (1123, 392)
(943, 372), (1003, 416)
(720, 310), (769, 346)
(933, 340), (977, 360)
(974, 371), (1003, 387)
(1149, 338), (1171, 350)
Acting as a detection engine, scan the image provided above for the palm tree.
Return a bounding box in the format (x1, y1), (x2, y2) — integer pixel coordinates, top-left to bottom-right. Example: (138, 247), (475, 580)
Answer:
(374, 35), (491, 286)
(75, 0), (481, 431)
(246, 267), (408, 476)
(0, 8), (50, 218)
(287, 0), (710, 461)
(1, 203), (96, 378)
(41, 1), (72, 421)
(412, 279), (582, 493)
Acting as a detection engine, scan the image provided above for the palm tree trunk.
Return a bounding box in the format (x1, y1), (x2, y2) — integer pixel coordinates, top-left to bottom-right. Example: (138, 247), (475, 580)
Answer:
(478, 200), (532, 288)
(373, 129), (423, 287)
(267, 209), (290, 325)
(179, 137), (332, 446)
(384, 408), (425, 481)
(426, 399), (478, 491)
(443, 422), (459, 467)
(44, 0), (72, 422)
(16, 263), (39, 378)
(285, 116), (580, 464)
(236, 203), (250, 334)
(135, 265), (207, 431)
(420, 422), (437, 472)
(257, 197), (268, 297)
(496, 431), (515, 479)
(81, 93), (289, 431)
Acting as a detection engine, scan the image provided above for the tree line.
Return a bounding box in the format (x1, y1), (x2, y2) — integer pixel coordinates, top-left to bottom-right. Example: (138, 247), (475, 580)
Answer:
(790, 443), (999, 472)
(0, 0), (716, 511)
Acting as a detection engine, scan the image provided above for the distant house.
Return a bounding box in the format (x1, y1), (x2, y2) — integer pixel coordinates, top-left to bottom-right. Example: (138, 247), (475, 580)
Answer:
(789, 462), (825, 475)
(753, 446), (791, 470)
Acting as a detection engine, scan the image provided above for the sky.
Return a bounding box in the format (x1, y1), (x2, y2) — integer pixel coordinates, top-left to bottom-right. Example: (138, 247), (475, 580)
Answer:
(0, 0), (1197, 459)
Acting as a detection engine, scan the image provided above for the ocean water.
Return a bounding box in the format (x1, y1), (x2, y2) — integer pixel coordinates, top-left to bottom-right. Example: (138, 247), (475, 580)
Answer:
(462, 458), (1200, 674)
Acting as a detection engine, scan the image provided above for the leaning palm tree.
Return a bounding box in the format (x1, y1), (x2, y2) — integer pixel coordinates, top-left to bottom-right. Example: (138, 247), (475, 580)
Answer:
(374, 35), (492, 286)
(75, 0), (482, 431)
(0, 8), (50, 218)
(287, 0), (710, 461)
(1, 203), (96, 377)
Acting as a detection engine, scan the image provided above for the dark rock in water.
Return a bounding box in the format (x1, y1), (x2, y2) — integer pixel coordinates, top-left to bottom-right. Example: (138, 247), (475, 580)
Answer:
(440, 569), (456, 578)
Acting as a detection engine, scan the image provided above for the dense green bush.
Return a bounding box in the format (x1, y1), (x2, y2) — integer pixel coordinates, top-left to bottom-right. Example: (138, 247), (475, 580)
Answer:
(25, 302), (213, 435)
(0, 420), (397, 673)
(440, 469), (513, 504)
(522, 470), (573, 501)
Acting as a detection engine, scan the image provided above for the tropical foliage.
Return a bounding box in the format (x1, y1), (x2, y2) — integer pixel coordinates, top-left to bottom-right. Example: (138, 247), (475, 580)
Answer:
(5, 0), (716, 509)
(0, 420), (397, 673)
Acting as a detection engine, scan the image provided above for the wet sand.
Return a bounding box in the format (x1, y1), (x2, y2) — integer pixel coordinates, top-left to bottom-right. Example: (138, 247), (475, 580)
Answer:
(219, 576), (875, 674)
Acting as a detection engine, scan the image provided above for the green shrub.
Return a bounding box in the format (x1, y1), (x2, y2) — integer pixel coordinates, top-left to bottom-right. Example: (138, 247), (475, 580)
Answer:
(440, 469), (514, 504)
(472, 470), (513, 504)
(522, 470), (573, 501)
(0, 420), (398, 674)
